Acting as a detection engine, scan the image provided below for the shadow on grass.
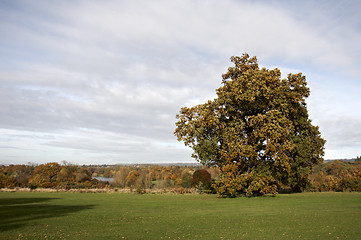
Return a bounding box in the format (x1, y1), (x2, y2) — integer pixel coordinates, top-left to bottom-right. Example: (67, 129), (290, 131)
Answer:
(0, 198), (96, 232)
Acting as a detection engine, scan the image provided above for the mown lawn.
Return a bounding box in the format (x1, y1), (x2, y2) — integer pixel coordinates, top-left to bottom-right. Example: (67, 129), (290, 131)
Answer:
(0, 191), (360, 239)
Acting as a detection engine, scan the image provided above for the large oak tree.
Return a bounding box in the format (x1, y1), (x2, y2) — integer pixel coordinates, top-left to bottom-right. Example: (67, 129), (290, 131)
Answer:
(174, 54), (325, 197)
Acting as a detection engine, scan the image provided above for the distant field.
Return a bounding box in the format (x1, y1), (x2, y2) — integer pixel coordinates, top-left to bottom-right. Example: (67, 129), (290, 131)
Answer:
(0, 192), (360, 239)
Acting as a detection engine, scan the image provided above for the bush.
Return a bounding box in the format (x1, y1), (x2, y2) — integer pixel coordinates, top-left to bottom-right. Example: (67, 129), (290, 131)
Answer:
(309, 161), (361, 192)
(191, 169), (211, 192)
(136, 186), (145, 194)
(215, 166), (278, 197)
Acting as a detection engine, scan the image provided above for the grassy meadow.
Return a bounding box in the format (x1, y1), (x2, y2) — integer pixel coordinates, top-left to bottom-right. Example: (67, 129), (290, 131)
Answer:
(0, 191), (360, 239)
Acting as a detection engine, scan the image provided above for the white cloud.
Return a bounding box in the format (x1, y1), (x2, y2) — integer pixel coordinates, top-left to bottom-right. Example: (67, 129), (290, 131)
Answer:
(0, 0), (360, 164)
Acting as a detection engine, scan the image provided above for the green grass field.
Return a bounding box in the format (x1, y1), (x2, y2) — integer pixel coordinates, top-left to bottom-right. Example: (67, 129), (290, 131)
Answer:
(0, 191), (360, 239)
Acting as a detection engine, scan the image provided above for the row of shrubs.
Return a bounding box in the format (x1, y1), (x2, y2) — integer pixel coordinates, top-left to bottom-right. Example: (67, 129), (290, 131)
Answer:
(0, 163), (107, 190)
(0, 163), (215, 192)
(1, 160), (360, 193)
(308, 160), (361, 192)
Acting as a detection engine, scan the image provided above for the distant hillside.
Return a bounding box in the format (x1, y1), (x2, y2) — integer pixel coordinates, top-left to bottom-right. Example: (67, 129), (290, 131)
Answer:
(324, 158), (356, 162)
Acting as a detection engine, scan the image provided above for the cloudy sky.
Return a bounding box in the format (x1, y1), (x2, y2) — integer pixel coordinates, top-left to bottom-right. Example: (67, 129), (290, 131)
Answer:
(1, 0), (360, 165)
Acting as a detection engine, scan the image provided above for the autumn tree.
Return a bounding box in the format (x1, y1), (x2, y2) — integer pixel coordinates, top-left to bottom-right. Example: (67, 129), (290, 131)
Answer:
(75, 167), (92, 182)
(125, 170), (140, 187)
(310, 160), (361, 192)
(114, 167), (130, 188)
(0, 165), (33, 188)
(174, 53), (325, 197)
(180, 168), (193, 188)
(28, 162), (62, 188)
(191, 169), (212, 191)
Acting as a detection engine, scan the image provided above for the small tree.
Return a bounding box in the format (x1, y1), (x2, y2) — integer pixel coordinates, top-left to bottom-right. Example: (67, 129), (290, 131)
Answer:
(28, 162), (62, 188)
(181, 168), (193, 188)
(175, 53), (325, 197)
(191, 169), (211, 191)
(114, 167), (130, 188)
(125, 170), (140, 187)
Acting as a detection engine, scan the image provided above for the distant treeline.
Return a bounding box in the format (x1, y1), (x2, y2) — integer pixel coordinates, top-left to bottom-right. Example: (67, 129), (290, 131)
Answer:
(0, 163), (218, 192)
(0, 159), (360, 192)
(309, 158), (361, 192)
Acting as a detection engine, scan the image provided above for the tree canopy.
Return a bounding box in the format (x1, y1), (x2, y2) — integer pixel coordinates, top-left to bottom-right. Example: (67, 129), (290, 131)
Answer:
(174, 53), (326, 197)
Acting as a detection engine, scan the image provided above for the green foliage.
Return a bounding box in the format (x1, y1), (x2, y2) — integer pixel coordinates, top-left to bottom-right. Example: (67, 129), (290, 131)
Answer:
(175, 53), (326, 197)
